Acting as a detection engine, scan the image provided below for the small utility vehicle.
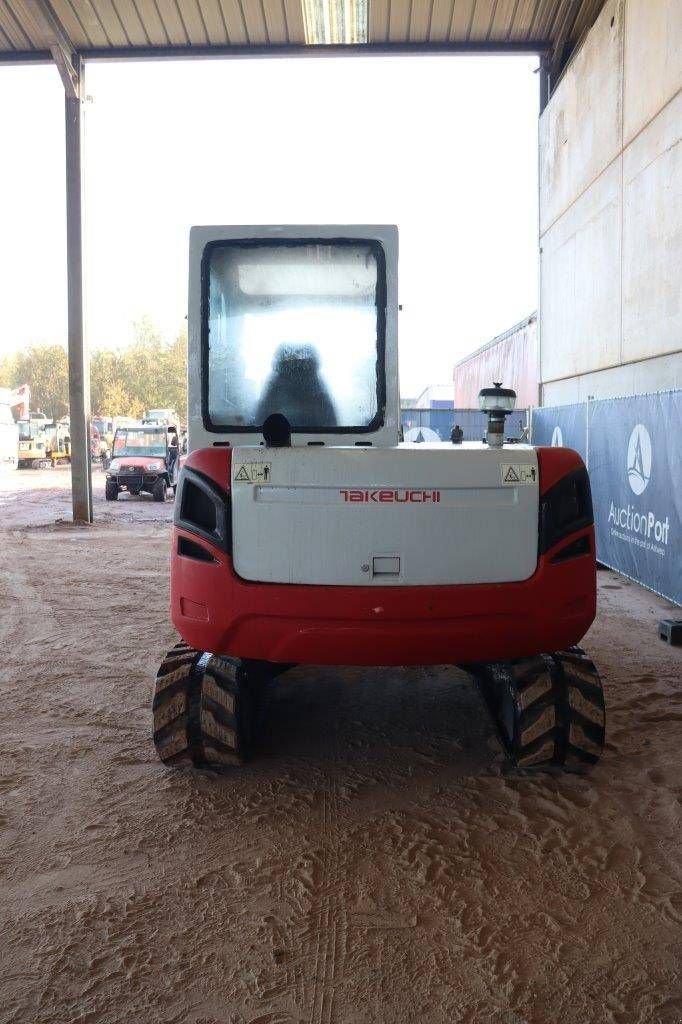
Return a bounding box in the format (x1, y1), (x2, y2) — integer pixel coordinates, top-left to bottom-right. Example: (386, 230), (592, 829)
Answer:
(153, 226), (605, 772)
(106, 424), (180, 502)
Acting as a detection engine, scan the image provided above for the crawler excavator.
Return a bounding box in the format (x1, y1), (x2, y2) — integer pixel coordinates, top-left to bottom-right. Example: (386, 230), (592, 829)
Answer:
(153, 226), (605, 771)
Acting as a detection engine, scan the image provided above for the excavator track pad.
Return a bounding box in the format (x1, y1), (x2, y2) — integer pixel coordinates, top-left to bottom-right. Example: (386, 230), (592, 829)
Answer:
(152, 644), (256, 769)
(469, 646), (606, 769)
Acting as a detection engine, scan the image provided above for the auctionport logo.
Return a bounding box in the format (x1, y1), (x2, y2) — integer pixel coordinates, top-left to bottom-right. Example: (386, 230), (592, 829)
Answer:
(608, 422), (670, 554)
(627, 424), (651, 495)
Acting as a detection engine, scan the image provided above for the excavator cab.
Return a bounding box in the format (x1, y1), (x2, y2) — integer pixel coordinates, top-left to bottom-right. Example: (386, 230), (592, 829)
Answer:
(189, 227), (398, 449)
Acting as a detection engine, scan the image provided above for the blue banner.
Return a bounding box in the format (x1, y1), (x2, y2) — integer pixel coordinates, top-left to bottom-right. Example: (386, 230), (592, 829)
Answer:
(533, 392), (681, 604)
(531, 403), (588, 463)
(588, 391), (681, 604)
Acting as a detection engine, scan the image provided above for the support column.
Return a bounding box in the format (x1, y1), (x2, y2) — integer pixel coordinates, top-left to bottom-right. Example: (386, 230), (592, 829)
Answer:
(539, 53), (551, 112)
(64, 59), (92, 523)
(23, 3), (91, 520)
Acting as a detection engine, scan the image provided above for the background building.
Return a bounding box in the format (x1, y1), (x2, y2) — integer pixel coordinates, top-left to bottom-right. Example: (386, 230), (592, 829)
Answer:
(453, 314), (538, 408)
(539, 0), (681, 404)
(454, 0), (680, 411)
(413, 385), (455, 410)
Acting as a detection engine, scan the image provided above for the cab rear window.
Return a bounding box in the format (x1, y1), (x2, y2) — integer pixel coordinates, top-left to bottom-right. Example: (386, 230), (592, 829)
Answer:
(203, 239), (386, 433)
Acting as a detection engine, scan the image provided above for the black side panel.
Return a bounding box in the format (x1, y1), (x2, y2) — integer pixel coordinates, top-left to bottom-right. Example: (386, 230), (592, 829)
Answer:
(550, 534), (591, 564)
(177, 535), (219, 563)
(175, 467), (231, 554)
(539, 467), (593, 555)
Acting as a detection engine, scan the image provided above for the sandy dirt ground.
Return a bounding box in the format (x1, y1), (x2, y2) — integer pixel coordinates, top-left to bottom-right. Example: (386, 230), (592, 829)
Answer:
(0, 468), (681, 1024)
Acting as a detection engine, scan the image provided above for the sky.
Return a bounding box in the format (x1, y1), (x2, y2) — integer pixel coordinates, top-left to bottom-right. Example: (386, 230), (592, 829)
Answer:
(0, 54), (539, 398)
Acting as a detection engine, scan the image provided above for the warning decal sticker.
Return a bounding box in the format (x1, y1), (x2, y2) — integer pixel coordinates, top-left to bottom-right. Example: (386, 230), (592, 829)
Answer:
(500, 463), (537, 486)
(234, 462), (272, 484)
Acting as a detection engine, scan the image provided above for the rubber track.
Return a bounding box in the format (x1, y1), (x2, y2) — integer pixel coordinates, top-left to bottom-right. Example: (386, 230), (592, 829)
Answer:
(472, 645), (605, 770)
(152, 647), (251, 770)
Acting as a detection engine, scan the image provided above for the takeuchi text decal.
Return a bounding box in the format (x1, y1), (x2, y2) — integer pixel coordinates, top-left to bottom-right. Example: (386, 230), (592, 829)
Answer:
(340, 489), (441, 503)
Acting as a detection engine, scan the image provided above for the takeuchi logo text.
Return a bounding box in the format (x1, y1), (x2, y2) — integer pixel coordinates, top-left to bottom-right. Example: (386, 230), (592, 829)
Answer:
(340, 489), (441, 503)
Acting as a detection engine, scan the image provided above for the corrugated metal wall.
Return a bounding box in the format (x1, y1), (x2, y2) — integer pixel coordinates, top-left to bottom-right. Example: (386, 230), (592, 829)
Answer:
(453, 314), (538, 409)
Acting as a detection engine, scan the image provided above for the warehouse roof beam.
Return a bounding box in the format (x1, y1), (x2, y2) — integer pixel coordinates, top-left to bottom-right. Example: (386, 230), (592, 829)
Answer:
(21, 0), (79, 96)
(0, 1), (607, 61)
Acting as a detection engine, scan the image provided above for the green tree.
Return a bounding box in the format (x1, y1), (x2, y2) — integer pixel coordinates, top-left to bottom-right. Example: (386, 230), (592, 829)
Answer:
(91, 349), (119, 414)
(161, 328), (188, 424)
(91, 349), (143, 418)
(11, 345), (69, 420)
(4, 316), (188, 424)
(115, 319), (187, 422)
(0, 353), (17, 389)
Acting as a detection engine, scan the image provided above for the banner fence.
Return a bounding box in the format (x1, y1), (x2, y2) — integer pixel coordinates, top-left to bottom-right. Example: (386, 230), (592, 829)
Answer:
(532, 391), (681, 605)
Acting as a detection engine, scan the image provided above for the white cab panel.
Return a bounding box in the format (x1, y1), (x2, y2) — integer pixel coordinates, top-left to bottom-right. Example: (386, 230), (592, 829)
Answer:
(231, 444), (539, 586)
(187, 225), (400, 451)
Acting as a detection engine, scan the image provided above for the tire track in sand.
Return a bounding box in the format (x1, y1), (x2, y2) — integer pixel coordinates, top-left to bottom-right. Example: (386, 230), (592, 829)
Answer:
(307, 715), (346, 1024)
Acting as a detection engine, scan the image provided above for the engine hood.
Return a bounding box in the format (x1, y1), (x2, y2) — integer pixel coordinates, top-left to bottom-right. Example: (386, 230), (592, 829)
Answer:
(230, 444), (539, 587)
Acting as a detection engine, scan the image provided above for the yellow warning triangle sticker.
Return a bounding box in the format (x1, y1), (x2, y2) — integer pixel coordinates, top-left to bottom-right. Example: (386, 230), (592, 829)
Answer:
(504, 466), (520, 482)
(235, 466), (250, 482)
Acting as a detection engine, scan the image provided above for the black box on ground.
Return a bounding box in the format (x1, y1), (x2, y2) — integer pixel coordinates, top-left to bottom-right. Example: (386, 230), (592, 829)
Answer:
(658, 620), (682, 645)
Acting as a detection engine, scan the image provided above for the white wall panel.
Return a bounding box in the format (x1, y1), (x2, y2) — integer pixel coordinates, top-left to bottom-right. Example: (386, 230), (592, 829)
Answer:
(540, 159), (622, 383)
(622, 89), (682, 362)
(539, 0), (623, 234)
(623, 0), (682, 144)
(539, 0), (681, 402)
(543, 351), (682, 404)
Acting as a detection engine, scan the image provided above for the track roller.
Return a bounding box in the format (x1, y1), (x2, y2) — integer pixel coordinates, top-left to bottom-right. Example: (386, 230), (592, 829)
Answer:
(152, 645), (257, 769)
(469, 645), (606, 769)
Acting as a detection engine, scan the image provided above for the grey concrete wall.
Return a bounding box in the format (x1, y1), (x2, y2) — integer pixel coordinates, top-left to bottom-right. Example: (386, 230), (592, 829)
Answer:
(539, 0), (681, 405)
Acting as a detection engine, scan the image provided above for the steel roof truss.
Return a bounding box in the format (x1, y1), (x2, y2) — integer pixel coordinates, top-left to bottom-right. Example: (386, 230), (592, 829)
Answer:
(23, 0), (79, 94)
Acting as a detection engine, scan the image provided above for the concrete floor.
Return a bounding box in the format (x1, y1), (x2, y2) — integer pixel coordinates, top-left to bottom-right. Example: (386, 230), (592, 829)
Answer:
(0, 469), (681, 1024)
